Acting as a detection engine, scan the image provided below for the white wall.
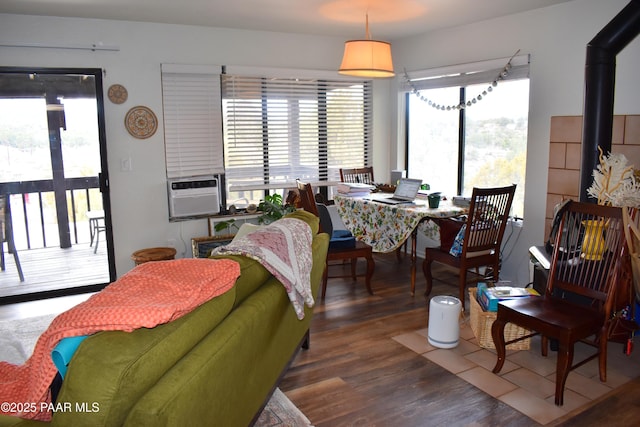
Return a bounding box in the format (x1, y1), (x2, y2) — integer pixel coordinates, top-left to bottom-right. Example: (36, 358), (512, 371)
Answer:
(393, 0), (640, 285)
(0, 14), (375, 276)
(1, 0), (638, 282)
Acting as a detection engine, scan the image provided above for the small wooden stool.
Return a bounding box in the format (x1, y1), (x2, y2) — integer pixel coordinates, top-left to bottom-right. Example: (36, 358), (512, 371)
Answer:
(131, 247), (177, 265)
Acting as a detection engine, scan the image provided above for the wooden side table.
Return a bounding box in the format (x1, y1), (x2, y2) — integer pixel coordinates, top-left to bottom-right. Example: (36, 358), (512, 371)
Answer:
(131, 247), (176, 265)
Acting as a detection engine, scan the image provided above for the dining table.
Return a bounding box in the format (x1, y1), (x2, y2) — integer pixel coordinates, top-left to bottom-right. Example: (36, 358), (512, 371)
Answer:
(333, 193), (467, 295)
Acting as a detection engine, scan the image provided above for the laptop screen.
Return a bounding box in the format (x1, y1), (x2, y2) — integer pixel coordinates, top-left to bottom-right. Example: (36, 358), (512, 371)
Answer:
(394, 178), (422, 200)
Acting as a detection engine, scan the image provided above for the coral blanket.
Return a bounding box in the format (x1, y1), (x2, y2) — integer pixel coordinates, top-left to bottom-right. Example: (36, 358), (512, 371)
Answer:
(0, 258), (240, 421)
(211, 218), (314, 320)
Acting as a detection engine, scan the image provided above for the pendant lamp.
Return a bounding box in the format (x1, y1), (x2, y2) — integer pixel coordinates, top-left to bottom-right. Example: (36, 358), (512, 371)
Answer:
(339, 14), (394, 78)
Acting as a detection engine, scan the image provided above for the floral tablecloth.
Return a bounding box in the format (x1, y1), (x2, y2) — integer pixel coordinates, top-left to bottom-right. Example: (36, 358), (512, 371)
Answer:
(334, 194), (466, 253)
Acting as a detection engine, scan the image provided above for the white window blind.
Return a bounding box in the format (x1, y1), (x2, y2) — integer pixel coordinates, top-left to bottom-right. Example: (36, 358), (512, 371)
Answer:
(221, 74), (372, 197)
(402, 54), (530, 92)
(161, 64), (224, 178)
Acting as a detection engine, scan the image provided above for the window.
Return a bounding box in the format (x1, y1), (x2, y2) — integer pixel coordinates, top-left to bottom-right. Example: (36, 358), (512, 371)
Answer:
(161, 64), (224, 179)
(405, 56), (529, 217)
(221, 73), (372, 208)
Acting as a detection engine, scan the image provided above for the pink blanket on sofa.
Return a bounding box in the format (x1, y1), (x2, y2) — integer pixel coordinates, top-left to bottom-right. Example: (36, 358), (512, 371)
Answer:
(0, 258), (240, 421)
(211, 217), (314, 320)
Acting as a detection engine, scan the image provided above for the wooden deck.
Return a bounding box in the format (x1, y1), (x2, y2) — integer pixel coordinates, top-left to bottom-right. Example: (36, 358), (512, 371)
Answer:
(0, 243), (110, 301)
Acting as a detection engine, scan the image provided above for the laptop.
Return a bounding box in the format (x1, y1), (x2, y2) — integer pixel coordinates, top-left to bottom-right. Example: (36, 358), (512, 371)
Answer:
(367, 178), (422, 205)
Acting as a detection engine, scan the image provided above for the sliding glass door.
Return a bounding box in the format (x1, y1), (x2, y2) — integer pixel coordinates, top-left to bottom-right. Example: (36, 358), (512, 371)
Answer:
(0, 68), (115, 303)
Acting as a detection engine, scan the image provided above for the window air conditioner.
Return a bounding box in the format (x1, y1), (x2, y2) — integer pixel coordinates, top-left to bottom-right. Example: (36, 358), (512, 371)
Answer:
(167, 176), (220, 218)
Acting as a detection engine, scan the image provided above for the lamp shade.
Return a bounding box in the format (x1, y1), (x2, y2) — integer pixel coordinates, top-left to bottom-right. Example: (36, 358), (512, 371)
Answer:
(339, 39), (395, 78)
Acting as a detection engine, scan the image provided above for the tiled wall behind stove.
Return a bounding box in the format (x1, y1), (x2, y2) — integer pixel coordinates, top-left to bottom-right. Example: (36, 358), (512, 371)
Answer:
(546, 115), (640, 238)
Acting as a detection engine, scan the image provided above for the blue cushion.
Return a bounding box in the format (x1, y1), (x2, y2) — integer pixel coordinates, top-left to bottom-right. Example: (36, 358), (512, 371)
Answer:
(317, 203), (356, 249)
(332, 229), (353, 239)
(329, 231), (356, 250)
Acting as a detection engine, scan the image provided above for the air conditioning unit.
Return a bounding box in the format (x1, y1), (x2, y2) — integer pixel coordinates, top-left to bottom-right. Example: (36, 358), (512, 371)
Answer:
(168, 176), (220, 218)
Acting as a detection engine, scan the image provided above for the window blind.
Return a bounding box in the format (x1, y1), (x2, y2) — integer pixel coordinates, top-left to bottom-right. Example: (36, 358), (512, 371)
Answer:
(402, 54), (530, 92)
(161, 64), (224, 178)
(221, 74), (372, 195)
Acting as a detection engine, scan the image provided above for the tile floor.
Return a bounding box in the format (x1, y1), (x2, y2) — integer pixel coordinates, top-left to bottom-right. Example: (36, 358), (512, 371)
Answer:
(392, 317), (640, 426)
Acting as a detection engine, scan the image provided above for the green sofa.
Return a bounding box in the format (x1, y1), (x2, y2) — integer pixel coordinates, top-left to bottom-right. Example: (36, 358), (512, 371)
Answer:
(0, 210), (329, 427)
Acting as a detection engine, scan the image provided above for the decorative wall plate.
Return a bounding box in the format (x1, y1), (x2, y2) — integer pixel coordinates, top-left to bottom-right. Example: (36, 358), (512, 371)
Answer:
(125, 106), (158, 139)
(107, 84), (128, 104)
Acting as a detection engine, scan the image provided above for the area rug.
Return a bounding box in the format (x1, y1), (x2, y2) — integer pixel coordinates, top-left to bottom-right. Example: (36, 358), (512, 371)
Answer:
(0, 314), (312, 426)
(255, 388), (314, 427)
(392, 320), (640, 425)
(0, 313), (57, 365)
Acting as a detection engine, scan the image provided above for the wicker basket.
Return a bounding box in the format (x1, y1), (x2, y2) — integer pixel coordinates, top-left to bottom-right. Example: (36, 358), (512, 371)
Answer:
(468, 288), (531, 350)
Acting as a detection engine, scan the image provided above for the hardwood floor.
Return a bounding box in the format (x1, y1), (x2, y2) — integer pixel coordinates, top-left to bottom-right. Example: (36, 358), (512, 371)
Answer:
(1, 251), (638, 426)
(280, 252), (640, 427)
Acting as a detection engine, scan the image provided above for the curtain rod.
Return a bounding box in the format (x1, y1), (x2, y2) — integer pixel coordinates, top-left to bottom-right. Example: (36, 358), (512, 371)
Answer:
(0, 42), (119, 52)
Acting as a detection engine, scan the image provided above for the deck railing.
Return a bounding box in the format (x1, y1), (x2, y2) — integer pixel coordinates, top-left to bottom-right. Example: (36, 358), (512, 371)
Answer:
(0, 177), (101, 250)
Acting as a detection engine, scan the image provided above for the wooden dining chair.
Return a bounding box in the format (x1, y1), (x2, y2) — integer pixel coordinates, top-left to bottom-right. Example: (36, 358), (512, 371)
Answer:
(491, 200), (629, 406)
(339, 167), (375, 185)
(622, 206), (640, 303)
(422, 184), (516, 309)
(296, 180), (374, 298)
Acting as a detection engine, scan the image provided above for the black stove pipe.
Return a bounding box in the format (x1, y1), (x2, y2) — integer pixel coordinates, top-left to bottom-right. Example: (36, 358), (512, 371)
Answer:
(579, 0), (640, 202)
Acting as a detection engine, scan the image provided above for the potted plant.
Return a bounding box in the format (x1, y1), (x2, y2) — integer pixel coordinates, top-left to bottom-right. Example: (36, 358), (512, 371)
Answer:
(213, 218), (239, 235)
(212, 192), (296, 232)
(257, 193), (296, 224)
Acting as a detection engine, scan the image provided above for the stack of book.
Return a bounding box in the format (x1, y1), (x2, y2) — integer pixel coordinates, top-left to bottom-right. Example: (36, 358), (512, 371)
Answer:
(476, 282), (539, 312)
(336, 182), (375, 197)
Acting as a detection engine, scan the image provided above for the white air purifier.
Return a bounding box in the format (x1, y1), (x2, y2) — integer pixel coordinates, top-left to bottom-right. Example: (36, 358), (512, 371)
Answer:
(428, 296), (462, 349)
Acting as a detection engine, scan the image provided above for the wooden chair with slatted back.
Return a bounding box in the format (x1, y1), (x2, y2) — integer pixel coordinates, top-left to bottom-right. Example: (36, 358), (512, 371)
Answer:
(423, 184), (516, 309)
(339, 167), (375, 185)
(492, 200), (629, 406)
(296, 180), (375, 298)
(622, 207), (640, 305)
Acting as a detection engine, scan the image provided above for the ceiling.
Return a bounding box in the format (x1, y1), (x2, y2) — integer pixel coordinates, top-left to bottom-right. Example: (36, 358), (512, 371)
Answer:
(1, 0), (573, 41)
